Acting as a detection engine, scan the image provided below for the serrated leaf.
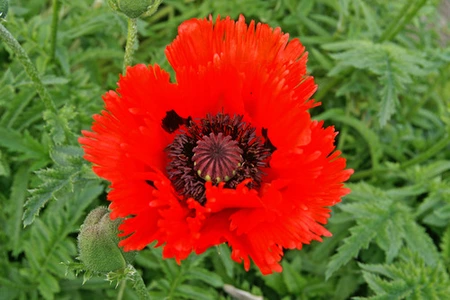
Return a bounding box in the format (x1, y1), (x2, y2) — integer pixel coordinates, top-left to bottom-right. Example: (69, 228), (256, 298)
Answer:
(324, 40), (430, 126)
(6, 165), (30, 255)
(378, 56), (398, 126)
(23, 182), (103, 299)
(360, 272), (387, 295)
(23, 166), (80, 226)
(326, 215), (385, 279)
(22, 144), (91, 226)
(402, 219), (439, 266)
(0, 127), (48, 161)
(43, 106), (77, 145)
(359, 250), (450, 299)
(327, 183), (421, 278)
(50, 146), (84, 166)
(376, 219), (403, 263)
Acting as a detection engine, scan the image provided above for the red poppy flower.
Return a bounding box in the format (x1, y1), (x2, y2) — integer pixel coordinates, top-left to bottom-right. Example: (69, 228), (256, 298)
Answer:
(79, 15), (353, 275)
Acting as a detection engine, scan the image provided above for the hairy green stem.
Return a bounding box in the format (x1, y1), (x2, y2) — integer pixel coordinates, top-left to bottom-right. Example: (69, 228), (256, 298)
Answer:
(50, 0), (62, 62)
(0, 22), (57, 113)
(128, 265), (150, 300)
(117, 279), (126, 300)
(123, 17), (138, 74)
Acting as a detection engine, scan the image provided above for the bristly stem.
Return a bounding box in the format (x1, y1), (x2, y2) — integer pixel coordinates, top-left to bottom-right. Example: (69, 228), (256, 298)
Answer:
(123, 17), (138, 74)
(50, 0), (62, 62)
(117, 279), (126, 300)
(121, 0), (163, 74)
(128, 265), (150, 300)
(0, 22), (57, 113)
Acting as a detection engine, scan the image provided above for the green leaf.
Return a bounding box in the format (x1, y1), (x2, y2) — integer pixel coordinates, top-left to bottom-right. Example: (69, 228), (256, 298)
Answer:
(359, 250), (450, 299)
(358, 0), (381, 36)
(334, 274), (362, 300)
(441, 225), (450, 266)
(0, 127), (49, 162)
(23, 182), (102, 299)
(315, 109), (383, 169)
(375, 218), (404, 263)
(23, 165), (80, 226)
(186, 268), (224, 288)
(43, 105), (77, 145)
(0, 150), (10, 177)
(327, 182), (439, 278)
(378, 55), (398, 126)
(22, 146), (89, 226)
(38, 272), (60, 300)
(324, 40), (430, 126)
(261, 273), (288, 296)
(281, 259), (306, 294)
(215, 244), (235, 279)
(402, 219), (439, 267)
(326, 213), (385, 279)
(175, 284), (217, 300)
(6, 165), (30, 255)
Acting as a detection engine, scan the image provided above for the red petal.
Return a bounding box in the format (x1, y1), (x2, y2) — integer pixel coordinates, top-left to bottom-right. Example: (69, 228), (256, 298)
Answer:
(79, 64), (176, 179)
(80, 16), (353, 276)
(118, 64), (177, 122)
(166, 15), (318, 150)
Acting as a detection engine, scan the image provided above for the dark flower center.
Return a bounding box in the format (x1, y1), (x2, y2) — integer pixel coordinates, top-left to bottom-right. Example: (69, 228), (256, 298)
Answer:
(164, 112), (274, 204)
(192, 132), (243, 183)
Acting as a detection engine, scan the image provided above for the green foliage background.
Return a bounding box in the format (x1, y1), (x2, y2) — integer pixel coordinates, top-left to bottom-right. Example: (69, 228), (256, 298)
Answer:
(1, 0), (449, 299)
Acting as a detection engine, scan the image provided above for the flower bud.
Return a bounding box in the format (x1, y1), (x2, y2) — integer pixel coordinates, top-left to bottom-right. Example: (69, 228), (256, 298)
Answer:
(0, 0), (8, 19)
(109, 0), (156, 19)
(78, 207), (135, 273)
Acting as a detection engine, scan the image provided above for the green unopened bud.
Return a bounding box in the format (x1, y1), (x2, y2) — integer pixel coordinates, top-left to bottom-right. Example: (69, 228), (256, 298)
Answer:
(78, 207), (135, 273)
(0, 0), (8, 19)
(109, 0), (157, 19)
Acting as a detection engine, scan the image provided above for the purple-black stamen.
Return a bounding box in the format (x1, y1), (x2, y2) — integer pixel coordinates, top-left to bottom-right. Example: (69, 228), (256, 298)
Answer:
(165, 113), (273, 204)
